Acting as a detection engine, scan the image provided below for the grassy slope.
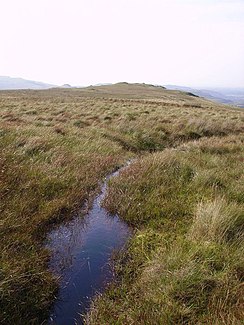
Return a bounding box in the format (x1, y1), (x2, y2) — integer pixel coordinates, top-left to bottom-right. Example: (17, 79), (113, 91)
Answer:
(88, 135), (244, 324)
(0, 83), (244, 324)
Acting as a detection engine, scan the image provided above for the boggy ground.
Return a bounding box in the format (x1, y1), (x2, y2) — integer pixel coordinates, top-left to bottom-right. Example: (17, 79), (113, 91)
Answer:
(88, 134), (244, 324)
(0, 83), (244, 324)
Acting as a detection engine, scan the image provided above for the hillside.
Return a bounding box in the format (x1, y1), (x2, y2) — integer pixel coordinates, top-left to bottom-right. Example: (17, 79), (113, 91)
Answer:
(0, 83), (244, 324)
(0, 76), (56, 90)
(166, 84), (244, 108)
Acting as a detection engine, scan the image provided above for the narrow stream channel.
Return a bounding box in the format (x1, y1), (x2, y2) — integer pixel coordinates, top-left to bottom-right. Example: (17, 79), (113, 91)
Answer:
(46, 163), (132, 325)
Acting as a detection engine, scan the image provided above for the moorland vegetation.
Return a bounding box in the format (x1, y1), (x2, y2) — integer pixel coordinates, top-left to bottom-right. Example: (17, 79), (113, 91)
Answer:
(0, 83), (243, 324)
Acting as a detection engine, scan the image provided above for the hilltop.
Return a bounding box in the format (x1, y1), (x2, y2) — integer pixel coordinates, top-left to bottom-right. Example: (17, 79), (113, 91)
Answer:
(18, 81), (216, 104)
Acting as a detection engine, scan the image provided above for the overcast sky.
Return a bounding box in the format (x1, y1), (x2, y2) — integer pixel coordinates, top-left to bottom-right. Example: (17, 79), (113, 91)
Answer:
(1, 0), (244, 87)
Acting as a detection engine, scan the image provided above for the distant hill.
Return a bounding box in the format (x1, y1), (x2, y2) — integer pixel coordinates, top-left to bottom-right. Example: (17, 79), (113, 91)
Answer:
(2, 78), (243, 107)
(0, 76), (56, 90)
(84, 82), (167, 99)
(59, 84), (72, 88)
(165, 85), (244, 108)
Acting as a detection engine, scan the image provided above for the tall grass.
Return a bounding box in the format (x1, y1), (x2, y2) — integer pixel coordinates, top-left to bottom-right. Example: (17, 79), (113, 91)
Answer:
(0, 85), (244, 324)
(87, 134), (244, 325)
(189, 198), (244, 243)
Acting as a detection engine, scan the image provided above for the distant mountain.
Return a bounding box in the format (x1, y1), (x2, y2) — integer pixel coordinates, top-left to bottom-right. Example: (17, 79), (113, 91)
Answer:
(93, 83), (112, 87)
(165, 85), (244, 108)
(60, 84), (72, 88)
(0, 76), (56, 90)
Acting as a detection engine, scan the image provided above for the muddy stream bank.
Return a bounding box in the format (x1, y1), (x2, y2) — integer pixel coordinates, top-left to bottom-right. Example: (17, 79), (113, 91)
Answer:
(46, 163), (132, 325)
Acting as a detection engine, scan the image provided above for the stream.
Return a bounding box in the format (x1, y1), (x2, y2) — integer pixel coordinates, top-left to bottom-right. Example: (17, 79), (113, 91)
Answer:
(46, 163), (132, 325)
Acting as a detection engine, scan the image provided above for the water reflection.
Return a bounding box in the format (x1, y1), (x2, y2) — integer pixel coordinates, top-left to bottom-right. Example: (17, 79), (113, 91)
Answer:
(47, 165), (132, 325)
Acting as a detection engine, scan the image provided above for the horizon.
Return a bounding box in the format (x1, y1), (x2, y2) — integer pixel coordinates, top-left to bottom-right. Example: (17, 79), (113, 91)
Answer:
(2, 75), (244, 91)
(1, 0), (244, 88)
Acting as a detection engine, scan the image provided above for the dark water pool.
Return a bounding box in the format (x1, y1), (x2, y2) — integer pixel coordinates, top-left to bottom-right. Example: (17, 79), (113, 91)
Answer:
(47, 164), (132, 325)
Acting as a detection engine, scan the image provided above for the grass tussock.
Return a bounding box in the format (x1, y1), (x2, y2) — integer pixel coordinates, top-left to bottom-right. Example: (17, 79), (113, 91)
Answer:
(0, 84), (244, 324)
(189, 198), (244, 243)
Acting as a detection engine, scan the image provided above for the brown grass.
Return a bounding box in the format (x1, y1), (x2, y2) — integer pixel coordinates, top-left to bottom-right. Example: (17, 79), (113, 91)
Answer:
(0, 83), (244, 324)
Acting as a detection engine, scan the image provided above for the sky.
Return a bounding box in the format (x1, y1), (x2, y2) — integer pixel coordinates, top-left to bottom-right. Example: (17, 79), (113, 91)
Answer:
(0, 0), (244, 87)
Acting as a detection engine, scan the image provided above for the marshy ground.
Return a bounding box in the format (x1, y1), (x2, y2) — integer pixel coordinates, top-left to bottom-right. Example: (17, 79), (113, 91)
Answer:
(0, 83), (244, 324)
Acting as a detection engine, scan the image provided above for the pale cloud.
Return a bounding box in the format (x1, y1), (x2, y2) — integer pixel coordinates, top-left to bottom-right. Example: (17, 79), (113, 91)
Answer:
(0, 0), (243, 87)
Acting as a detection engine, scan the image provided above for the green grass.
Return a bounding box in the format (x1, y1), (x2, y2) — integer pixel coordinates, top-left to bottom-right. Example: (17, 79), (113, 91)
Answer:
(87, 134), (244, 324)
(0, 83), (244, 324)
(1, 128), (130, 324)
